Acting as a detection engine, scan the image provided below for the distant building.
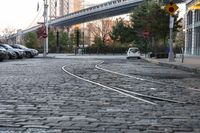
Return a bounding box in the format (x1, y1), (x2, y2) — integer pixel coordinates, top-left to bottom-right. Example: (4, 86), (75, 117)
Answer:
(49, 0), (82, 19)
(185, 0), (200, 55)
(59, 0), (83, 16)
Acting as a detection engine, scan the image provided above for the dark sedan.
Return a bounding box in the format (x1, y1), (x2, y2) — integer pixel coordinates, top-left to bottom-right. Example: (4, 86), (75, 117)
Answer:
(0, 46), (8, 61)
(11, 44), (39, 58)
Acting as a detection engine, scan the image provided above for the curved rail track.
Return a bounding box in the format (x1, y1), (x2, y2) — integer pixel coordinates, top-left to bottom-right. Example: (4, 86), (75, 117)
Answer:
(95, 61), (200, 92)
(62, 61), (189, 105)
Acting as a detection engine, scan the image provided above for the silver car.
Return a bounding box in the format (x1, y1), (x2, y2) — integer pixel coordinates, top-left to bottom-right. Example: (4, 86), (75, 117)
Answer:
(11, 44), (39, 58)
(0, 44), (25, 59)
(0, 46), (8, 61)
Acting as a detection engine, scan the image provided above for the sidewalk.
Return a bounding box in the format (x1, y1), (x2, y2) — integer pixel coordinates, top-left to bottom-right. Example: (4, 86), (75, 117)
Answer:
(143, 54), (200, 74)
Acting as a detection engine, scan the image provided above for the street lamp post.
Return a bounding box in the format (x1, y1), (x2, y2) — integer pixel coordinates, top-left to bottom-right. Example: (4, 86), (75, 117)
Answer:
(43, 0), (48, 57)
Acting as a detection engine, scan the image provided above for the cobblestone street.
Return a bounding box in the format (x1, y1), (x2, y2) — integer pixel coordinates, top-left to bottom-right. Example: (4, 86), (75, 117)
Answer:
(0, 57), (200, 133)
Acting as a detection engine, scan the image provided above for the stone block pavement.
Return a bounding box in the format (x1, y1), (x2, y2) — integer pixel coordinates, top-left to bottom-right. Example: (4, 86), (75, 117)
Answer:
(37, 53), (200, 74)
(0, 54), (200, 132)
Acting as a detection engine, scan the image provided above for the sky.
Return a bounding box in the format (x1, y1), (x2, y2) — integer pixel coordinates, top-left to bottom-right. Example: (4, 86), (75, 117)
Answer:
(0, 0), (110, 35)
(0, 0), (40, 34)
(0, 0), (185, 35)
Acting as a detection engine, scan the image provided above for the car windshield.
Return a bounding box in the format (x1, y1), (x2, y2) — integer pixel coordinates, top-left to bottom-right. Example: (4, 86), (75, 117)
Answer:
(1, 44), (13, 49)
(14, 44), (28, 49)
(0, 46), (6, 50)
(130, 48), (139, 53)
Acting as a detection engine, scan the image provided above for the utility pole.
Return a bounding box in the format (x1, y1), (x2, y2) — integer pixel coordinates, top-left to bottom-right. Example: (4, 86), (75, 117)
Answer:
(168, 16), (175, 62)
(43, 0), (48, 57)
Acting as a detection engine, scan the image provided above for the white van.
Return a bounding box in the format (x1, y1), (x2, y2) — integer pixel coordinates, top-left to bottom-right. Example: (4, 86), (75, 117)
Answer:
(126, 47), (141, 59)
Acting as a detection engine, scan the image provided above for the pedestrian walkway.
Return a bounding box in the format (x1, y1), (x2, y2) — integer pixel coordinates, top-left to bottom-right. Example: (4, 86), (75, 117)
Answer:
(143, 54), (200, 74)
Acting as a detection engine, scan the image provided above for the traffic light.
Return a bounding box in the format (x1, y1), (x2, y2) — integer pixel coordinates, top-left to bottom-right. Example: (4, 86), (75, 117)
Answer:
(164, 2), (179, 15)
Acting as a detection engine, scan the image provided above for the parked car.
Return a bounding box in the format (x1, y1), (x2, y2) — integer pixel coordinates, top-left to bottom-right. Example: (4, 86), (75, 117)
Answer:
(0, 44), (17, 59)
(11, 44), (39, 58)
(0, 46), (8, 61)
(126, 47), (141, 59)
(0, 44), (25, 59)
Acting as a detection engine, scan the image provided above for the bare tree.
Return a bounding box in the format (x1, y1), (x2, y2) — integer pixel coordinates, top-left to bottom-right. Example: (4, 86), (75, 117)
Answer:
(86, 18), (114, 45)
(1, 26), (16, 44)
(2, 26), (16, 37)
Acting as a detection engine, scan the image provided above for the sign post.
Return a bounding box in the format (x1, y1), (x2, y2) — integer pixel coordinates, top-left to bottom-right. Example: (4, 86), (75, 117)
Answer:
(164, 1), (178, 62)
(168, 16), (175, 62)
(143, 30), (150, 58)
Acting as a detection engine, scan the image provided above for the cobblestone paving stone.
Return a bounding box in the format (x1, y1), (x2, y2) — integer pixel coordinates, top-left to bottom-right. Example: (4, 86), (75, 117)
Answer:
(0, 58), (200, 133)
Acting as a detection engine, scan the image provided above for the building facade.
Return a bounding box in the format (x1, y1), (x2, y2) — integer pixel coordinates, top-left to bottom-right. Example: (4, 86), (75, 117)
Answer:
(185, 0), (200, 55)
(49, 0), (82, 19)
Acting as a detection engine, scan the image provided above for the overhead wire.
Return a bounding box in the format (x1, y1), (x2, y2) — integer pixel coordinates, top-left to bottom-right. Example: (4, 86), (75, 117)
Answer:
(25, 4), (44, 29)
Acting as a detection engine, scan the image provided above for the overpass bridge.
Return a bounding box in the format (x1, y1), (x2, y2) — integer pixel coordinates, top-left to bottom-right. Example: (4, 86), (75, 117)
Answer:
(12, 0), (186, 39)
(22, 0), (144, 34)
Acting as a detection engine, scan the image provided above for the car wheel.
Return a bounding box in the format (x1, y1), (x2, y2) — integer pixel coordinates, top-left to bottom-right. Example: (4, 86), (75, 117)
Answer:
(16, 53), (21, 59)
(5, 54), (9, 60)
(26, 52), (33, 58)
(12, 53), (17, 59)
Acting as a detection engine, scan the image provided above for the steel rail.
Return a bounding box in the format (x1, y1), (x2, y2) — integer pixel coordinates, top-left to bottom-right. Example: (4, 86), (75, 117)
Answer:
(62, 65), (157, 105)
(95, 61), (200, 92)
(113, 87), (187, 104)
(95, 61), (166, 85)
(94, 61), (196, 104)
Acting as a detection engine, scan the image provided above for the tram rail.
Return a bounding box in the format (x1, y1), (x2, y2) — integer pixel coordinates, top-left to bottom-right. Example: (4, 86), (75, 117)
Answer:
(62, 62), (188, 105)
(95, 61), (200, 92)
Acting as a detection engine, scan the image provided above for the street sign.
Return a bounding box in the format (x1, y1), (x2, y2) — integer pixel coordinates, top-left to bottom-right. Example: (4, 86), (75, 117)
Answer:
(164, 2), (179, 15)
(37, 25), (47, 38)
(42, 32), (48, 38)
(143, 30), (150, 39)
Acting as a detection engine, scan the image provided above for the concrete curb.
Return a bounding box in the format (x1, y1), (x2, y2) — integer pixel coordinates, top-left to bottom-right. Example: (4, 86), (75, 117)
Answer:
(142, 57), (200, 74)
(34, 56), (56, 59)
